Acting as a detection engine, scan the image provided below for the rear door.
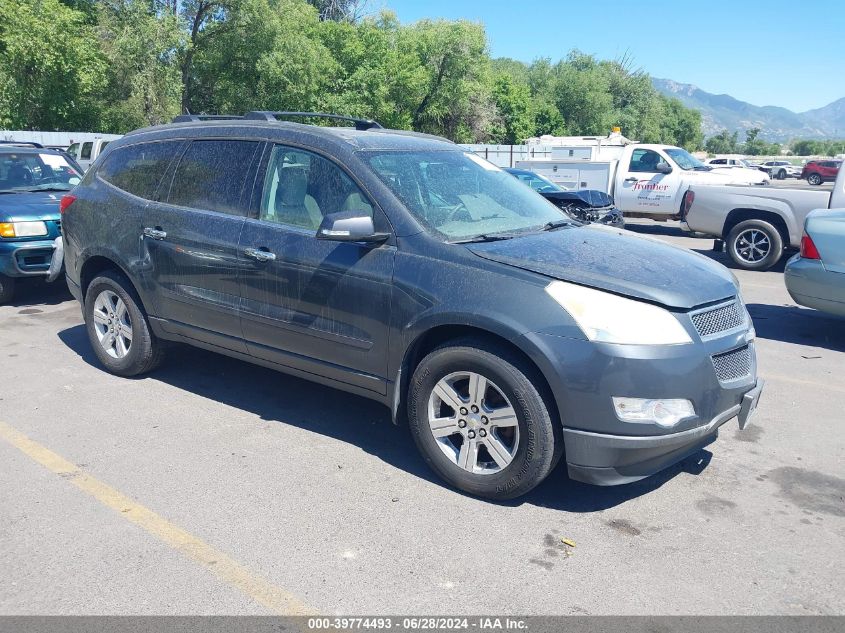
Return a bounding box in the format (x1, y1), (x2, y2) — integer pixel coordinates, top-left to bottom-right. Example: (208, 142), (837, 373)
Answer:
(140, 138), (262, 352)
(237, 143), (394, 394)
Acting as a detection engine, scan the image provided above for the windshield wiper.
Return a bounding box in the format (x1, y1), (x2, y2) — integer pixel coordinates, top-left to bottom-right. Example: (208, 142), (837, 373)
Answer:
(541, 219), (571, 231)
(26, 186), (71, 192)
(452, 233), (521, 244)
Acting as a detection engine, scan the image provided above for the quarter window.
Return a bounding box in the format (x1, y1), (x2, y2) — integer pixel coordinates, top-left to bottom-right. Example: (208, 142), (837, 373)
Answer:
(98, 141), (182, 200)
(81, 142), (93, 160)
(259, 145), (373, 230)
(167, 140), (259, 215)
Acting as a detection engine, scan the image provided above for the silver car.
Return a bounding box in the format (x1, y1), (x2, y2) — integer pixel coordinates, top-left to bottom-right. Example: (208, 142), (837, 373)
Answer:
(785, 209), (845, 317)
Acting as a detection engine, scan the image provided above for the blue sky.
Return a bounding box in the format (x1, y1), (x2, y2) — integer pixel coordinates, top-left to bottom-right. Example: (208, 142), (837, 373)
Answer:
(381, 0), (844, 112)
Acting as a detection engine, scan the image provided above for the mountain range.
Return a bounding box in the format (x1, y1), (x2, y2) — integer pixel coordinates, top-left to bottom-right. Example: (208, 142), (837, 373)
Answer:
(651, 78), (845, 142)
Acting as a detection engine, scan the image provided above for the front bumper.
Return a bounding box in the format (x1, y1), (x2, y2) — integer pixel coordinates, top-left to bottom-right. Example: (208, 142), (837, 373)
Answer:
(0, 236), (64, 280)
(565, 380), (763, 485)
(522, 321), (760, 486)
(785, 254), (845, 317)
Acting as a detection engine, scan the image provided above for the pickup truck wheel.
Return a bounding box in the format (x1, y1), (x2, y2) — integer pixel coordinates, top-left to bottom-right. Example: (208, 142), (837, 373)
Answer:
(726, 220), (784, 271)
(408, 340), (559, 500)
(807, 173), (822, 185)
(84, 271), (165, 376)
(0, 274), (15, 305)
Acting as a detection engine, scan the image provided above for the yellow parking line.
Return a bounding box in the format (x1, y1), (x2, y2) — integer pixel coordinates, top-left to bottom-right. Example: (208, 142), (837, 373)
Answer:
(0, 420), (315, 616)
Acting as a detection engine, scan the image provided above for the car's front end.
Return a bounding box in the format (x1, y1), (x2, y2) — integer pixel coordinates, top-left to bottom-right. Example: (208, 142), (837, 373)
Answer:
(0, 148), (82, 303)
(463, 224), (763, 486)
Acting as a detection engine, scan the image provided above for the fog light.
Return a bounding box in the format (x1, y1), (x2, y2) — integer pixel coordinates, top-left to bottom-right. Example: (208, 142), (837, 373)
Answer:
(612, 398), (695, 428)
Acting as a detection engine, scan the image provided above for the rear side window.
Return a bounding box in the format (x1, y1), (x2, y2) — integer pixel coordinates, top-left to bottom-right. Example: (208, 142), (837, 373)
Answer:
(98, 141), (182, 200)
(81, 142), (93, 160)
(167, 140), (259, 215)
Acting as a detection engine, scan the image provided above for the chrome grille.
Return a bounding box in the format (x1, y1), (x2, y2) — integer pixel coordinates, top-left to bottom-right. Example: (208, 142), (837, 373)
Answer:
(691, 301), (746, 337)
(712, 345), (752, 382)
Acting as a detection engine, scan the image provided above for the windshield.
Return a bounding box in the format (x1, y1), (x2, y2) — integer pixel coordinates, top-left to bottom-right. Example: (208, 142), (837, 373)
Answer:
(0, 151), (82, 193)
(509, 170), (563, 193)
(365, 151), (570, 241)
(664, 148), (709, 171)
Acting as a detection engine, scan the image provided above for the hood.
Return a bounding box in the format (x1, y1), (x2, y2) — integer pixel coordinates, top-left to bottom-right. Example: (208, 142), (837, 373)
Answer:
(540, 189), (614, 208)
(0, 191), (63, 223)
(467, 224), (737, 309)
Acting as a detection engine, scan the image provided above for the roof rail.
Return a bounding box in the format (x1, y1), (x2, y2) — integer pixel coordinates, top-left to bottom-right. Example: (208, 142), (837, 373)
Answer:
(0, 140), (44, 148)
(172, 114), (244, 123)
(244, 111), (383, 131)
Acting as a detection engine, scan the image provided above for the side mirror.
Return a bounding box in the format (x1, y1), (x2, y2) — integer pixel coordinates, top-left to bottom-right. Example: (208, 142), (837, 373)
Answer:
(316, 211), (389, 243)
(655, 162), (672, 174)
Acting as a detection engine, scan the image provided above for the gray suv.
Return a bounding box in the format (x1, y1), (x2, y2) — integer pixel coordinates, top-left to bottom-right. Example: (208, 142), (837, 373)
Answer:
(60, 112), (763, 500)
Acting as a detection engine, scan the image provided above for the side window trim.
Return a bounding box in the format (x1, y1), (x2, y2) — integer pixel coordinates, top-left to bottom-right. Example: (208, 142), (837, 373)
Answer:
(162, 137), (262, 217)
(250, 141), (389, 236)
(95, 139), (187, 203)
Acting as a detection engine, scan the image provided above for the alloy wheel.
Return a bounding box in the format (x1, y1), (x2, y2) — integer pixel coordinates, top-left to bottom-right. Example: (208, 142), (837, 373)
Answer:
(734, 229), (771, 264)
(427, 371), (520, 474)
(92, 290), (133, 359)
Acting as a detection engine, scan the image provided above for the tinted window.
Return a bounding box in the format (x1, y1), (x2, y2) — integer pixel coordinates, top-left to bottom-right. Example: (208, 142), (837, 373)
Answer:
(81, 142), (93, 160)
(260, 145), (373, 230)
(98, 141), (182, 200)
(168, 140), (259, 215)
(630, 149), (664, 172)
(710, 159), (726, 165)
(67, 143), (79, 159)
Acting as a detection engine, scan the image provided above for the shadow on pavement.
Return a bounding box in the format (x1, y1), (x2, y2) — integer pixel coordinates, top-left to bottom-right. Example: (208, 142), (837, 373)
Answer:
(691, 247), (790, 273)
(58, 324), (710, 512)
(747, 302), (845, 352)
(5, 277), (73, 308)
(624, 222), (688, 238)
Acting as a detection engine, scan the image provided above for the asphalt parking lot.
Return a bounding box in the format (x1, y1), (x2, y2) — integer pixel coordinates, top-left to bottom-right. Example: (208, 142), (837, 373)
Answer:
(1, 223), (843, 616)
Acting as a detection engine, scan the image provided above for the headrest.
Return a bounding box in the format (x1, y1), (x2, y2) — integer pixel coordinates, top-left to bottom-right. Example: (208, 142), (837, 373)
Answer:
(277, 167), (308, 207)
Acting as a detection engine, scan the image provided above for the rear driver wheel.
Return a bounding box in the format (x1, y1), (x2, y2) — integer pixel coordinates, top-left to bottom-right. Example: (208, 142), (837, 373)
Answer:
(408, 339), (560, 500)
(726, 219), (784, 271)
(84, 270), (165, 376)
(807, 173), (822, 185)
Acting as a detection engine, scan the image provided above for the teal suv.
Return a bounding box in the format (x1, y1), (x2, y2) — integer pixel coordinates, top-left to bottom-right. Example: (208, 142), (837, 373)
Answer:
(0, 143), (83, 304)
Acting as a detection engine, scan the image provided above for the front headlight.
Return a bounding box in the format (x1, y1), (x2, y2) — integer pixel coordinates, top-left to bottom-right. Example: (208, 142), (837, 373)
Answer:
(545, 280), (692, 345)
(0, 221), (48, 238)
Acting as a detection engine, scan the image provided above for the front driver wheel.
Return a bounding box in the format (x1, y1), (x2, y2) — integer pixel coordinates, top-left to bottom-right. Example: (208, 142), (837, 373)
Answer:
(408, 339), (559, 500)
(0, 274), (16, 305)
(726, 219), (784, 271)
(84, 270), (165, 376)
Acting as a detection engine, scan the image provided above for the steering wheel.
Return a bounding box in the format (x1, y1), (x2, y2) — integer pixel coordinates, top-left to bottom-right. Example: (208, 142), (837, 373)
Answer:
(443, 201), (472, 223)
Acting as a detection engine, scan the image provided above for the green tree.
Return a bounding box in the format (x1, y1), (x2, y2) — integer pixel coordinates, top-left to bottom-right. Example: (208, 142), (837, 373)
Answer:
(658, 96), (703, 150)
(0, 0), (106, 130)
(97, 0), (184, 132)
(531, 100), (566, 137)
(489, 73), (533, 143)
(705, 129), (740, 154)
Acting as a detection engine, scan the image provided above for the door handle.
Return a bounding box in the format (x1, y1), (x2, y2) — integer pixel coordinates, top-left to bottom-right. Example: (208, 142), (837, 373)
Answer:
(624, 177), (639, 183)
(143, 227), (167, 240)
(244, 247), (276, 263)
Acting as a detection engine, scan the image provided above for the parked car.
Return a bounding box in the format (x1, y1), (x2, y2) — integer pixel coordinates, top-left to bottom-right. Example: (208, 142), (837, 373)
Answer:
(705, 157), (759, 171)
(61, 111), (763, 500)
(681, 164), (845, 270)
(66, 138), (113, 172)
(760, 160), (802, 180)
(802, 160), (841, 185)
(503, 167), (624, 227)
(784, 209), (845, 317)
(0, 142), (83, 304)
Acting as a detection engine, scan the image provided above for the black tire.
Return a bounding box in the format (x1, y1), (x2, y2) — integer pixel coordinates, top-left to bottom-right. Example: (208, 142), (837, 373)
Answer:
(726, 219), (784, 271)
(0, 274), (15, 305)
(776, 169), (787, 180)
(407, 339), (560, 500)
(83, 270), (165, 376)
(807, 173), (822, 186)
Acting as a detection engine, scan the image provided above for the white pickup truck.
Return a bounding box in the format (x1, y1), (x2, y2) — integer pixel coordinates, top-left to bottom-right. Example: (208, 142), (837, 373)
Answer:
(681, 167), (845, 270)
(510, 131), (769, 220)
